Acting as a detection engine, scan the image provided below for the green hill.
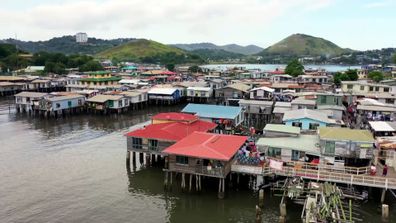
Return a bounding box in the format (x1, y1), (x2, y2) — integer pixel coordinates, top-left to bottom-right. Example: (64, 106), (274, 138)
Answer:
(97, 39), (184, 60)
(260, 34), (352, 57)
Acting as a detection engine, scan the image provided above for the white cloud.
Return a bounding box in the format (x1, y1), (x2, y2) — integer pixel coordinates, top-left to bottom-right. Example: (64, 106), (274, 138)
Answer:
(0, 0), (333, 45)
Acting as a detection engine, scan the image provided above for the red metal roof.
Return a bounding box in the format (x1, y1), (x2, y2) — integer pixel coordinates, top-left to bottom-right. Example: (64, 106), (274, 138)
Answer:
(161, 71), (177, 75)
(152, 112), (198, 122)
(126, 120), (217, 141)
(163, 132), (248, 161)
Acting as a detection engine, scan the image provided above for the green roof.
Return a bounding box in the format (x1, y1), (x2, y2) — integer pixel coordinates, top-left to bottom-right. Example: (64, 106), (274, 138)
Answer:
(264, 124), (300, 135)
(256, 135), (320, 156)
(87, 71), (110, 75)
(318, 127), (374, 142)
(79, 77), (122, 82)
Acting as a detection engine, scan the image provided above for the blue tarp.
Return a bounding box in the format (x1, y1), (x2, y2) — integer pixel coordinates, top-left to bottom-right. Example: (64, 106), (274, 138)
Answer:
(182, 103), (242, 120)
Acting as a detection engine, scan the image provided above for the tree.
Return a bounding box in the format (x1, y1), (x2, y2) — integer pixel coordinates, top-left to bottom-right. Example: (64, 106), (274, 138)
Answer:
(166, 63), (175, 71)
(368, 71), (384, 82)
(285, 59), (304, 77)
(344, 69), (358, 81)
(79, 61), (103, 72)
(44, 61), (66, 74)
(188, 65), (202, 73)
(393, 54), (396, 64)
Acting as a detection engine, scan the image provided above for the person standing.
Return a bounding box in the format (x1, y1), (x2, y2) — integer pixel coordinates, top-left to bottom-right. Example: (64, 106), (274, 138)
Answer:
(383, 164), (388, 177)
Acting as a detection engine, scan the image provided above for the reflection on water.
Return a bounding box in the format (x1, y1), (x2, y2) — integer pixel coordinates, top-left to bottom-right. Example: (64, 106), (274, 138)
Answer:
(0, 98), (393, 223)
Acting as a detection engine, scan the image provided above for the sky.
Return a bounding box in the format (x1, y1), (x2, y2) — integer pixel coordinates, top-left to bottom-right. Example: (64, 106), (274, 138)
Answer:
(0, 0), (395, 50)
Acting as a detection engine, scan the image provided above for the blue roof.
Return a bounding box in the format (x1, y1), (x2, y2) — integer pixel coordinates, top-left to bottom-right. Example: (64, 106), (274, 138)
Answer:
(122, 66), (137, 70)
(182, 103), (242, 120)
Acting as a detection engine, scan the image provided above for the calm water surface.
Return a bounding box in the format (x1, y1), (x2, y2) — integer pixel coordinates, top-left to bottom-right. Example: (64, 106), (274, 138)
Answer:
(0, 98), (393, 223)
(202, 64), (361, 72)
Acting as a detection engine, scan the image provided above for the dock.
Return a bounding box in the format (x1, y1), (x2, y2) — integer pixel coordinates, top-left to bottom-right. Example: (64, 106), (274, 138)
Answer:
(231, 162), (396, 190)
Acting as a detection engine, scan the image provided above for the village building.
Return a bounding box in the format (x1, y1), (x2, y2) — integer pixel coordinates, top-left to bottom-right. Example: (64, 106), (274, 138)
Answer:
(126, 115), (217, 156)
(248, 86), (274, 101)
(186, 86), (213, 103)
(291, 98), (316, 110)
(162, 132), (248, 198)
(86, 94), (129, 114)
(273, 102), (292, 123)
(257, 133), (321, 162)
(0, 82), (26, 96)
(147, 87), (181, 104)
(318, 127), (374, 167)
(263, 124), (301, 137)
(15, 92), (49, 113)
(215, 82), (251, 105)
(270, 74), (295, 83)
(38, 94), (85, 117)
(283, 108), (343, 130)
(238, 99), (274, 129)
(297, 75), (329, 84)
(368, 121), (396, 137)
(341, 81), (391, 95)
(182, 103), (244, 132)
(71, 71), (122, 92)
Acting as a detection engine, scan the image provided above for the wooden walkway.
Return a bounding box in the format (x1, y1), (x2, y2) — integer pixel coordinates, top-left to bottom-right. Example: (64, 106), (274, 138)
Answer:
(231, 163), (396, 190)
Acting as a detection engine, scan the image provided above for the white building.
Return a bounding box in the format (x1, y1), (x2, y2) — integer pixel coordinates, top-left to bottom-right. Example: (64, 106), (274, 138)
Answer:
(76, 32), (88, 43)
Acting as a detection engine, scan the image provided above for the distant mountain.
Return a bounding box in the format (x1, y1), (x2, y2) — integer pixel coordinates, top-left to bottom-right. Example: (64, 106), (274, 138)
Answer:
(0, 36), (134, 55)
(171, 43), (263, 55)
(259, 34), (353, 57)
(191, 49), (244, 60)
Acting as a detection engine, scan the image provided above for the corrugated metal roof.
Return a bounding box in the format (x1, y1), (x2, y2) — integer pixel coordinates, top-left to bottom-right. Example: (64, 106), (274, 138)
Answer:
(250, 86), (275, 93)
(47, 94), (84, 102)
(163, 132), (248, 161)
(182, 103), (242, 120)
(283, 109), (330, 123)
(291, 98), (316, 105)
(318, 127), (374, 142)
(273, 107), (291, 114)
(368, 121), (395, 132)
(187, 87), (212, 91)
(152, 112), (198, 122)
(256, 135), (320, 156)
(238, 99), (274, 106)
(264, 124), (300, 135)
(222, 83), (251, 92)
(357, 105), (396, 112)
(148, 88), (177, 95)
(274, 102), (291, 108)
(86, 95), (124, 103)
(14, 92), (48, 98)
(126, 120), (217, 141)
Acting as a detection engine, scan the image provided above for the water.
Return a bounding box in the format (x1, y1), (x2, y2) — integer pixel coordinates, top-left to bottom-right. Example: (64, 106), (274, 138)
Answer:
(0, 98), (393, 223)
(201, 64), (361, 73)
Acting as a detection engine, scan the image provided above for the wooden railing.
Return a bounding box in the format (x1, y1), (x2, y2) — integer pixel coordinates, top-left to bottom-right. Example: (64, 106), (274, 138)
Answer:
(263, 166), (396, 189)
(231, 162), (396, 189)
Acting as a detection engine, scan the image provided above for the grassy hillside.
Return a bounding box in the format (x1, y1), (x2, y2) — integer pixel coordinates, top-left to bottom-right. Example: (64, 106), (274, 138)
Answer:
(171, 43), (263, 55)
(261, 33), (352, 57)
(97, 39), (204, 64)
(97, 39), (184, 60)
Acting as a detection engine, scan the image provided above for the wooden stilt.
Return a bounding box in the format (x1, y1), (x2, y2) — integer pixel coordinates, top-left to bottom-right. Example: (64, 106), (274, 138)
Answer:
(382, 204), (389, 220)
(189, 174), (192, 192)
(126, 151), (131, 167)
(381, 189), (386, 203)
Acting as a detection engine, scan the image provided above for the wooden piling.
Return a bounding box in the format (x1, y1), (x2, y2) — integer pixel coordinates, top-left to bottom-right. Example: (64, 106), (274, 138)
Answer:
(381, 189), (386, 203)
(382, 204), (389, 220)
(189, 174), (193, 192)
(259, 189), (264, 208)
(256, 205), (262, 223)
(126, 151), (130, 167)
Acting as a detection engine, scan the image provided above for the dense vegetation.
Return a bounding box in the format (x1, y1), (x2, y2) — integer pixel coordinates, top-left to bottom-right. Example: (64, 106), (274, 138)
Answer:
(1, 36), (133, 55)
(333, 69), (358, 85)
(97, 39), (204, 64)
(285, 59), (304, 77)
(368, 71), (384, 82)
(0, 43), (102, 74)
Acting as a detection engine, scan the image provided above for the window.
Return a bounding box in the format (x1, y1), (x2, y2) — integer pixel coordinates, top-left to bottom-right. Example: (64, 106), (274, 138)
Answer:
(309, 123), (320, 130)
(138, 95), (142, 101)
(26, 97), (31, 102)
(132, 138), (142, 149)
(360, 86), (364, 91)
(189, 90), (194, 96)
(56, 103), (61, 108)
(78, 99), (82, 105)
(176, 156), (188, 165)
(292, 122), (302, 128)
(375, 87), (380, 91)
(347, 85), (353, 89)
(324, 141), (335, 155)
(384, 88), (390, 92)
(67, 101), (72, 107)
(291, 150), (300, 161)
(369, 87), (373, 91)
(200, 91), (206, 97)
(268, 147), (281, 157)
(148, 139), (158, 151)
(118, 100), (123, 107)
(320, 96), (326, 104)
